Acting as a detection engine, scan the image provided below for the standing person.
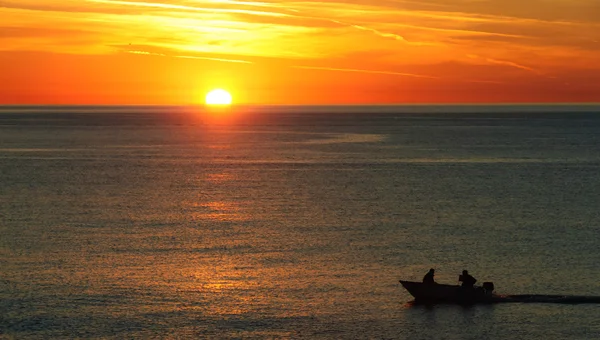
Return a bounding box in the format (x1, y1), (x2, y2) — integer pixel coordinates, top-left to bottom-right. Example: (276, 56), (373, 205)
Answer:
(423, 268), (435, 284)
(459, 270), (477, 288)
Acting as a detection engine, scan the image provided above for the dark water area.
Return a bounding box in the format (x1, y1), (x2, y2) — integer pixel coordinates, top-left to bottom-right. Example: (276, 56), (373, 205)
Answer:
(1, 105), (600, 338)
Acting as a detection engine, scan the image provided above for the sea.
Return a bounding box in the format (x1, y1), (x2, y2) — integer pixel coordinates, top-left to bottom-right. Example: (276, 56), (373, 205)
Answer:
(1, 104), (599, 339)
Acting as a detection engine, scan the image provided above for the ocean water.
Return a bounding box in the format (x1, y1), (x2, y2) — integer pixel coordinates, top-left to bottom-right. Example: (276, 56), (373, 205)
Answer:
(1, 105), (600, 339)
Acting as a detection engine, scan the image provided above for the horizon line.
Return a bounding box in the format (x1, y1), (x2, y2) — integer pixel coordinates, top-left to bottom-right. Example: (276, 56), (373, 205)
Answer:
(1, 103), (599, 107)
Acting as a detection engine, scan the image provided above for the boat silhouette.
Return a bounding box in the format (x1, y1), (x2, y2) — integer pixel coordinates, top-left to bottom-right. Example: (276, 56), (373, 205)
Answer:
(400, 280), (600, 304)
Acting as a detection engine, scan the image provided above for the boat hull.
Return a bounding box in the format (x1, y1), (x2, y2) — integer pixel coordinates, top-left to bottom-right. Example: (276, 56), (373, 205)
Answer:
(399, 280), (495, 304)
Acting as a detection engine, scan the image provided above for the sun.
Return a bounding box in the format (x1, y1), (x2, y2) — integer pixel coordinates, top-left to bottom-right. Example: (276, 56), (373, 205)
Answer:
(205, 89), (232, 106)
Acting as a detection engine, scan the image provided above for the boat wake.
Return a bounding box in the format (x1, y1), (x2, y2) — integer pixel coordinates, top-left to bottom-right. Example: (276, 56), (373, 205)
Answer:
(498, 294), (600, 304)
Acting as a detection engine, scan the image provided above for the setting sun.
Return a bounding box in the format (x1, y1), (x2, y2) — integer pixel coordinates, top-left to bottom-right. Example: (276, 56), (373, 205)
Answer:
(205, 89), (233, 106)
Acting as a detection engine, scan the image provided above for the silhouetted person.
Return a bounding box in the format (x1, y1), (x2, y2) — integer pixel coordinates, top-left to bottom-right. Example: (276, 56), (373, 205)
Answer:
(423, 268), (435, 284)
(459, 270), (477, 288)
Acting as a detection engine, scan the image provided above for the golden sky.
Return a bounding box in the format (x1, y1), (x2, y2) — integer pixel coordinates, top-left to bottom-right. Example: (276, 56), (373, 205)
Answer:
(1, 0), (599, 104)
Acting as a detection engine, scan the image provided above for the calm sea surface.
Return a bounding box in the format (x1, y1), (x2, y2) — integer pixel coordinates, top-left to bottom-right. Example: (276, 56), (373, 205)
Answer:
(1, 105), (600, 339)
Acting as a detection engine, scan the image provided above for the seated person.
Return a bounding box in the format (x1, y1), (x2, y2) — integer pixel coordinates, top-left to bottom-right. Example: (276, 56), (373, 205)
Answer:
(423, 268), (435, 284)
(459, 270), (477, 288)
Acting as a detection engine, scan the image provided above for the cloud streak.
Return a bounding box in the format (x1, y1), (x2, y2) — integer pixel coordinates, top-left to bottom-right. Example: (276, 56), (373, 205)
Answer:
(174, 54), (253, 63)
(293, 65), (438, 78)
(86, 0), (291, 17)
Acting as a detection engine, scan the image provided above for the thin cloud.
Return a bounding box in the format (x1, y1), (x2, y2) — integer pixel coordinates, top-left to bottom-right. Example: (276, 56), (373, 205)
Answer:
(206, 0), (289, 9)
(126, 50), (166, 56)
(484, 58), (538, 73)
(467, 54), (540, 74)
(327, 19), (436, 46)
(293, 65), (438, 79)
(174, 55), (253, 63)
(463, 79), (505, 84)
(86, 0), (291, 17)
(122, 45), (254, 63)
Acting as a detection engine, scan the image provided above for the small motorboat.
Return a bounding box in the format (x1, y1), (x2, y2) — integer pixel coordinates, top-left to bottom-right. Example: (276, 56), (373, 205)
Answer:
(400, 280), (600, 304)
(399, 280), (497, 304)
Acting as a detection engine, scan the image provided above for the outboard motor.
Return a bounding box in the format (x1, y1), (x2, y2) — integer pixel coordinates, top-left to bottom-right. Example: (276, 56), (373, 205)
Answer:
(483, 282), (495, 295)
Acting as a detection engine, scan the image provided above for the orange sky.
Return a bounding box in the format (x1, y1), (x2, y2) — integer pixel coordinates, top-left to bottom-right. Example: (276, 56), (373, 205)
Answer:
(1, 0), (599, 104)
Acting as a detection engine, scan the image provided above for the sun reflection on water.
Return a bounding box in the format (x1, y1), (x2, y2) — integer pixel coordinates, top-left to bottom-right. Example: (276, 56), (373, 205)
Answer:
(187, 201), (250, 222)
(205, 172), (235, 183)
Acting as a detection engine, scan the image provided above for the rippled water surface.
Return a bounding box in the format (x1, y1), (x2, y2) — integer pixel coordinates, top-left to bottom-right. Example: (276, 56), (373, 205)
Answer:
(1, 106), (600, 339)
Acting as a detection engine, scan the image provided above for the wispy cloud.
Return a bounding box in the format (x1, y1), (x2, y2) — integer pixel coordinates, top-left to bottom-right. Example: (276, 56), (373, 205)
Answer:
(86, 0), (291, 17)
(174, 54), (252, 63)
(293, 65), (438, 79)
(326, 19), (438, 46)
(126, 50), (166, 56)
(466, 54), (540, 74)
